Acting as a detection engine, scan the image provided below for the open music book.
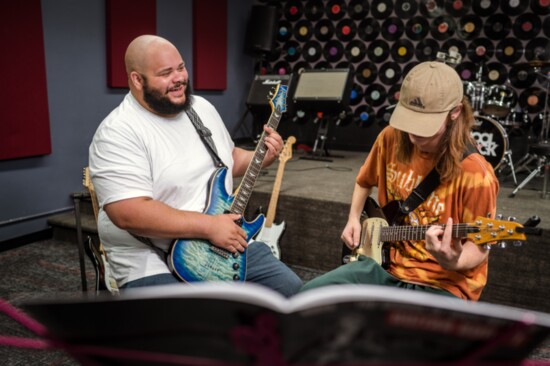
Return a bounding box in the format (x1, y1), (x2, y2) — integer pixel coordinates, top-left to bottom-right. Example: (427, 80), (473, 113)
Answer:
(22, 283), (550, 365)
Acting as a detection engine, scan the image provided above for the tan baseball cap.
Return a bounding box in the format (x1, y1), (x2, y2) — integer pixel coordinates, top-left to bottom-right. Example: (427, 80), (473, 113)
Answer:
(389, 61), (463, 137)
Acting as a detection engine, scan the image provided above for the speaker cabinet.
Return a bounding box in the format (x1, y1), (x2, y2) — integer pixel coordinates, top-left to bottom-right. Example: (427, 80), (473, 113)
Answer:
(247, 74), (295, 115)
(244, 5), (278, 55)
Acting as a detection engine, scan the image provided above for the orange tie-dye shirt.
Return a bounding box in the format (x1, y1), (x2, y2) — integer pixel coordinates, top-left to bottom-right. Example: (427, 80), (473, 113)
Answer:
(356, 127), (499, 300)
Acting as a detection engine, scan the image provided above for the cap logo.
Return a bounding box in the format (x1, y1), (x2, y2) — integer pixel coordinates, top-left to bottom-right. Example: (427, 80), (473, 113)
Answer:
(409, 97), (425, 109)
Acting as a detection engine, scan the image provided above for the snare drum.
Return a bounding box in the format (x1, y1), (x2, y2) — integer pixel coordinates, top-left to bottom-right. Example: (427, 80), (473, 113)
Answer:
(483, 85), (516, 118)
(471, 115), (509, 169)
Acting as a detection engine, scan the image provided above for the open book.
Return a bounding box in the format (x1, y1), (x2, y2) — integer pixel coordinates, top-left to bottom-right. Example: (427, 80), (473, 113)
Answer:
(22, 283), (550, 365)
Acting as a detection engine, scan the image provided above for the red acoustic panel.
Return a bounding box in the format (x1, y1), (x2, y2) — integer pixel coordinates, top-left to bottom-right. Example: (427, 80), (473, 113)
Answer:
(192, 0), (227, 90)
(106, 0), (157, 88)
(0, 1), (51, 160)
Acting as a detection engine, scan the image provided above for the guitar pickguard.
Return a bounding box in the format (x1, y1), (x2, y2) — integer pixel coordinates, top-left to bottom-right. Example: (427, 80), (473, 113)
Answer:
(169, 168), (264, 282)
(355, 217), (390, 265)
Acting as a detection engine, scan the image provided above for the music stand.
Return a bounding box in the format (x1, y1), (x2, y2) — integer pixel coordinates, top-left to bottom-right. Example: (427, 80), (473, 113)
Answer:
(292, 68), (353, 161)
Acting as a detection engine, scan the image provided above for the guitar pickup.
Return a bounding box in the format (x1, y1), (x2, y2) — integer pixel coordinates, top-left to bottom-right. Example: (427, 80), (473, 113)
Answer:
(209, 245), (231, 259)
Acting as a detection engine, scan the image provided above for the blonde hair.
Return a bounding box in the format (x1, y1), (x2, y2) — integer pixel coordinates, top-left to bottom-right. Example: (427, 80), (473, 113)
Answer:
(396, 96), (476, 182)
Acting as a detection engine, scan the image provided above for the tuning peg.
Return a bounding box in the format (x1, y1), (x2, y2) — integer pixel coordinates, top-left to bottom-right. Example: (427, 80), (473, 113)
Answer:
(497, 241), (507, 249)
(483, 244), (492, 250)
(507, 216), (517, 222)
(496, 214), (503, 220)
(512, 241), (523, 247)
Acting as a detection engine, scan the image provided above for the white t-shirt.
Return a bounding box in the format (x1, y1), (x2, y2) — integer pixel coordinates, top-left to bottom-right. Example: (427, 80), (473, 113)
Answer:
(89, 93), (235, 286)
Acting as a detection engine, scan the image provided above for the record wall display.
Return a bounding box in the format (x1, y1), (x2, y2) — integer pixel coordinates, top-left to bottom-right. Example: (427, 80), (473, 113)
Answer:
(257, 0), (549, 151)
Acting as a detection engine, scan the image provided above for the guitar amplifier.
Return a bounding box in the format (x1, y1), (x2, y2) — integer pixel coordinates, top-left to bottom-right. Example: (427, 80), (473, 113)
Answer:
(246, 74), (295, 116)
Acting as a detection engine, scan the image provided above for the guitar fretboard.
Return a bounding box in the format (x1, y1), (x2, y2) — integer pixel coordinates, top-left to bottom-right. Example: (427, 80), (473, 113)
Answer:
(230, 109), (282, 215)
(380, 224), (479, 242)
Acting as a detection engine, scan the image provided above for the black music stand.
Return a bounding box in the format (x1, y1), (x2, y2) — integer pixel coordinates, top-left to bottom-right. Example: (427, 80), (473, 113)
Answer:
(292, 68), (353, 162)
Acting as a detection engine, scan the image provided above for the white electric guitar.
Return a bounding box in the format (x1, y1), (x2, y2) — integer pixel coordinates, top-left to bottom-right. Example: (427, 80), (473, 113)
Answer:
(255, 136), (296, 259)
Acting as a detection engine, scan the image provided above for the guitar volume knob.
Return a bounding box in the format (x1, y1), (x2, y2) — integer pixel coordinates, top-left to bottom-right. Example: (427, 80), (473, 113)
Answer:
(233, 274), (240, 281)
(233, 263), (240, 270)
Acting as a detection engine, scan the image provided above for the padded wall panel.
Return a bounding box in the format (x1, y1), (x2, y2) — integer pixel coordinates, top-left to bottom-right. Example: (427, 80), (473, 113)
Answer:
(192, 0), (227, 90)
(106, 0), (157, 88)
(0, 1), (51, 160)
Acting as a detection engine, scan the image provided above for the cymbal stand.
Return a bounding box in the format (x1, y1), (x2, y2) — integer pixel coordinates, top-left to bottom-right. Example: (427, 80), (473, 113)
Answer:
(509, 69), (550, 199)
(497, 150), (518, 185)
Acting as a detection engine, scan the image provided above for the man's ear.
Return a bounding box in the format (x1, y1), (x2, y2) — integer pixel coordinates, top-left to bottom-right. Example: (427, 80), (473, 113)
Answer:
(129, 71), (143, 91)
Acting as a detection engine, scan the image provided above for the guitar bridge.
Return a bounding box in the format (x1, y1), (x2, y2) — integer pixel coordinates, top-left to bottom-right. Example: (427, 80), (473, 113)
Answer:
(209, 245), (231, 259)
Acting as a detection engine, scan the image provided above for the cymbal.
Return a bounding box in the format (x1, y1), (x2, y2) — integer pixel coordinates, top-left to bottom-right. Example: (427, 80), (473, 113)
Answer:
(515, 60), (550, 68)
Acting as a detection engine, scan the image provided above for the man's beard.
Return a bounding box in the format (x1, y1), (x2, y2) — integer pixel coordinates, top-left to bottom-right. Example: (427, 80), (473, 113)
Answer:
(142, 76), (192, 115)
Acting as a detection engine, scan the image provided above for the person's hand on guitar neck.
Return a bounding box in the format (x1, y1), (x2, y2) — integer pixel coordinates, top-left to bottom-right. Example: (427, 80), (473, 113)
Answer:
(425, 217), (489, 272)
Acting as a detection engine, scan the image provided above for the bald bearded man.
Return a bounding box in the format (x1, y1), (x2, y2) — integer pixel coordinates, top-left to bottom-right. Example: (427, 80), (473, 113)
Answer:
(89, 35), (302, 296)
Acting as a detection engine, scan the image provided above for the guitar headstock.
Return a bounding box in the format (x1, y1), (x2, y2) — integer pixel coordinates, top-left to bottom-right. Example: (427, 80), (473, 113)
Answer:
(269, 84), (288, 115)
(467, 217), (527, 247)
(279, 136), (296, 163)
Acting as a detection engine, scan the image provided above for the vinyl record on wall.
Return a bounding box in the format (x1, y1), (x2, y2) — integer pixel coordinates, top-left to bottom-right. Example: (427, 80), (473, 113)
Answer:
(358, 18), (381, 41)
(336, 61), (355, 74)
(419, 0), (444, 18)
(371, 0), (393, 19)
(293, 61), (311, 74)
(356, 61), (378, 85)
(472, 0), (499, 16)
(266, 47), (282, 63)
(525, 38), (550, 62)
(284, 1), (303, 21)
(376, 106), (393, 127)
(348, 0), (369, 20)
(367, 40), (390, 63)
(519, 87), (547, 113)
(415, 39), (440, 62)
(379, 62), (402, 85)
(387, 84), (401, 105)
(294, 20), (313, 42)
(457, 14), (482, 40)
(455, 61), (478, 81)
(496, 38), (524, 64)
(336, 19), (357, 42)
(349, 84), (364, 106)
(445, 0), (471, 17)
(273, 61), (291, 75)
(326, 0), (347, 20)
(403, 61), (419, 78)
(441, 39), (467, 62)
(394, 0), (418, 19)
(302, 40), (323, 62)
(467, 38), (494, 63)
(345, 40), (367, 63)
(282, 41), (301, 62)
(509, 65), (537, 89)
(314, 19), (335, 42)
(277, 21), (293, 42)
(323, 40), (345, 62)
(405, 16), (430, 40)
(430, 15), (456, 41)
(354, 104), (376, 128)
(365, 84), (388, 107)
(530, 0), (550, 15)
(500, 0), (529, 15)
(381, 17), (405, 41)
(314, 61), (332, 69)
(484, 14), (512, 40)
(391, 39), (415, 63)
(513, 13), (542, 40)
(305, 0), (324, 21)
(483, 62), (508, 85)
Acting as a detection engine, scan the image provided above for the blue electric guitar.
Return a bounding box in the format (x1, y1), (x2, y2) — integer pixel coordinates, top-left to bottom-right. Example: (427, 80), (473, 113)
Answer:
(168, 84), (288, 282)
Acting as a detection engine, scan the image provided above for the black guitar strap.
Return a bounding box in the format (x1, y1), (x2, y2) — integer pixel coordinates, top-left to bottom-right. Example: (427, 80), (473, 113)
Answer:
(186, 107), (227, 168)
(400, 141), (479, 215)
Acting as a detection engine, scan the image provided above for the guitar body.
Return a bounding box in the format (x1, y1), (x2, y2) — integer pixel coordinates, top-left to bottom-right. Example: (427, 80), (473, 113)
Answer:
(351, 197), (400, 268)
(169, 167), (265, 282)
(255, 221), (286, 259)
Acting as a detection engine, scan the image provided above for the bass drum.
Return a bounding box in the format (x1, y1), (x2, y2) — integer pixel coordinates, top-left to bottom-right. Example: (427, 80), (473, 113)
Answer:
(471, 115), (508, 169)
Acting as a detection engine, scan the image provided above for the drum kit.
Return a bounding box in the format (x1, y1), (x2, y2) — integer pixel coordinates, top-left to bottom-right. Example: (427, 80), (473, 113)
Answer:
(465, 60), (550, 198)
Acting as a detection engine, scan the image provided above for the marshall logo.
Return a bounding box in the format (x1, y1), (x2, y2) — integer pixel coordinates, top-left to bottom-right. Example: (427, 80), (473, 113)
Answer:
(261, 79), (282, 85)
(409, 97), (425, 109)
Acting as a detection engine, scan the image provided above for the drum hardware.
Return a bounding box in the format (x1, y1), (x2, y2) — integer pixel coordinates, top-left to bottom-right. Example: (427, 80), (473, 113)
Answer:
(509, 68), (550, 199)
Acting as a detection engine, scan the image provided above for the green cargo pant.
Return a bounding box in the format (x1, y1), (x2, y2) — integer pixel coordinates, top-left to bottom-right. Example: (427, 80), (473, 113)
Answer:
(300, 255), (455, 298)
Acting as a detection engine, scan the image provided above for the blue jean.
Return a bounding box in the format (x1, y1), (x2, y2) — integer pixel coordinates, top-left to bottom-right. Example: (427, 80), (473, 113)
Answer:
(122, 241), (302, 297)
